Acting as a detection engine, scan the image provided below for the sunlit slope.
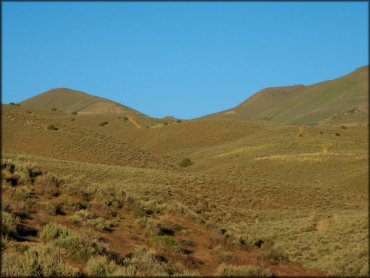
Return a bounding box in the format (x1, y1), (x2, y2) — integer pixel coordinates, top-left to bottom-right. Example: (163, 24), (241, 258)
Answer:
(203, 65), (368, 125)
(119, 119), (270, 159)
(19, 88), (146, 116)
(2, 104), (170, 169)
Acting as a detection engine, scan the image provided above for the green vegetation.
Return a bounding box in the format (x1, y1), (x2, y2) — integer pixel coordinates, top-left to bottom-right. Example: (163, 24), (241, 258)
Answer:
(71, 111), (78, 115)
(99, 121), (109, 126)
(205, 65), (368, 125)
(178, 157), (193, 168)
(1, 66), (368, 276)
(217, 264), (270, 276)
(51, 107), (57, 111)
(46, 125), (58, 130)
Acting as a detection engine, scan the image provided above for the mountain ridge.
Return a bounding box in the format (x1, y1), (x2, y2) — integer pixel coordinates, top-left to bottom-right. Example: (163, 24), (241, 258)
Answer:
(200, 65), (368, 125)
(20, 88), (147, 117)
(18, 65), (368, 125)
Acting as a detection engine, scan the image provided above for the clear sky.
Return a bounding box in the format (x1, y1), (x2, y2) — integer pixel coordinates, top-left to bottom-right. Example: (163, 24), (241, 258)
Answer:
(2, 2), (368, 119)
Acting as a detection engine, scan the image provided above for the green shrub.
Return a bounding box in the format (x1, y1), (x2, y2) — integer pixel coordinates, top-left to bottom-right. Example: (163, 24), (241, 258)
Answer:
(1, 249), (25, 276)
(163, 122), (168, 126)
(133, 208), (147, 219)
(40, 222), (69, 242)
(341, 125), (347, 129)
(2, 245), (75, 276)
(9, 102), (15, 105)
(335, 132), (340, 136)
(71, 111), (78, 115)
(239, 233), (258, 248)
(217, 264), (270, 277)
(84, 255), (117, 276)
(28, 245), (75, 276)
(88, 217), (112, 231)
(176, 119), (182, 123)
(47, 125), (58, 130)
(150, 235), (179, 251)
(123, 116), (128, 121)
(99, 121), (109, 126)
(136, 218), (161, 235)
(178, 157), (193, 168)
(123, 247), (167, 276)
(51, 108), (57, 111)
(69, 209), (94, 225)
(2, 212), (21, 236)
(40, 203), (58, 216)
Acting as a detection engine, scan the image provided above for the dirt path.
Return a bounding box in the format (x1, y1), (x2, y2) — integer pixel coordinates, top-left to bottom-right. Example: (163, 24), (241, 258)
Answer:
(128, 116), (142, 129)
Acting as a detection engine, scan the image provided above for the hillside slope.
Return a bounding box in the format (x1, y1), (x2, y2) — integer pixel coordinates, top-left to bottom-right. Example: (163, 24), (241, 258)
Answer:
(2, 104), (171, 169)
(203, 65), (368, 125)
(20, 88), (146, 116)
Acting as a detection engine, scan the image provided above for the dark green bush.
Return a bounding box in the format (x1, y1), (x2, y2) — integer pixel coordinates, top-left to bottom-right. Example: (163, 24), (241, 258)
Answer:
(9, 102), (15, 105)
(150, 235), (179, 251)
(47, 125), (58, 130)
(123, 116), (128, 121)
(341, 125), (347, 129)
(99, 121), (109, 127)
(51, 108), (57, 111)
(163, 122), (168, 126)
(178, 158), (193, 168)
(133, 208), (147, 219)
(335, 132), (340, 136)
(176, 120), (182, 123)
(71, 111), (78, 115)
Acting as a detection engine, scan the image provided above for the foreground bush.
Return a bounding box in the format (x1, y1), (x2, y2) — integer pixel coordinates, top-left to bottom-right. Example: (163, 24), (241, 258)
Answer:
(1, 244), (76, 276)
(217, 264), (271, 277)
(2, 212), (21, 236)
(40, 222), (69, 242)
(84, 255), (117, 276)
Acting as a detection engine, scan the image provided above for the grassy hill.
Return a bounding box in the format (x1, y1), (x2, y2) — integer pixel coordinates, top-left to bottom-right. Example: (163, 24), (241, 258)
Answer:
(203, 65), (368, 125)
(2, 67), (368, 277)
(2, 104), (170, 170)
(19, 88), (146, 117)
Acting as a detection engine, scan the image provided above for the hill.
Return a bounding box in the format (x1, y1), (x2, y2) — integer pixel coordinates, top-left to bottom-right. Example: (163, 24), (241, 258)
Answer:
(2, 104), (171, 170)
(202, 65), (368, 125)
(19, 88), (146, 116)
(2, 66), (368, 277)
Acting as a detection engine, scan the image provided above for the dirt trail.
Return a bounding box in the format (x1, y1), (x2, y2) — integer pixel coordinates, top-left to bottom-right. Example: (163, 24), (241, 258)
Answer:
(128, 116), (142, 129)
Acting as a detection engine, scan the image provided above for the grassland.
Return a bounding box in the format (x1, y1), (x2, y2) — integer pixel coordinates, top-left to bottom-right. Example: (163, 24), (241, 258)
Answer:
(204, 65), (368, 126)
(2, 66), (368, 276)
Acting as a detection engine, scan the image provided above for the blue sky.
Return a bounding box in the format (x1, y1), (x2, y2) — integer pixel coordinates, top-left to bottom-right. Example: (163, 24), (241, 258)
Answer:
(2, 2), (368, 119)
